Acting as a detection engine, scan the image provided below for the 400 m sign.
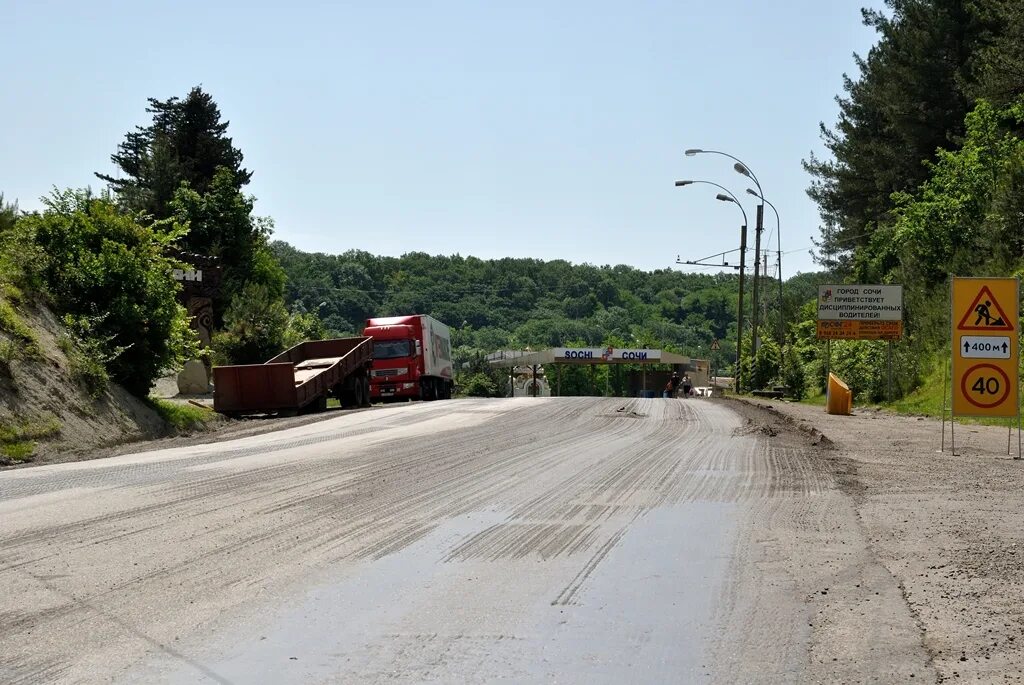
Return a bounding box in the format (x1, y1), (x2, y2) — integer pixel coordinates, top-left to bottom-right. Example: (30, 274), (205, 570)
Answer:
(952, 277), (1020, 418)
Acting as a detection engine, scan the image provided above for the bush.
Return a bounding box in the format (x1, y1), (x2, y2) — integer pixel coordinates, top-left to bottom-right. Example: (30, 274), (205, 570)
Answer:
(212, 281), (290, 364)
(17, 190), (198, 396)
(782, 346), (807, 400)
(751, 338), (781, 391)
(460, 372), (497, 397)
(57, 324), (112, 399)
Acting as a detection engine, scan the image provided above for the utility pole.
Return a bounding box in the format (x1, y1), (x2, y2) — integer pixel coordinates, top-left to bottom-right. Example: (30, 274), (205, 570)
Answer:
(778, 245), (784, 351)
(751, 203), (764, 359)
(763, 251), (769, 321)
(737, 224), (747, 393)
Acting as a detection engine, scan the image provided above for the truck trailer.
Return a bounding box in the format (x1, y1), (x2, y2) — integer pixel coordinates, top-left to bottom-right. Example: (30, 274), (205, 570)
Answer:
(213, 337), (373, 416)
(364, 315), (453, 401)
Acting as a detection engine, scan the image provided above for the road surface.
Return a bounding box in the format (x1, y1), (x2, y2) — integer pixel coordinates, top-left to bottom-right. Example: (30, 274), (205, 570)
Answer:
(0, 397), (930, 683)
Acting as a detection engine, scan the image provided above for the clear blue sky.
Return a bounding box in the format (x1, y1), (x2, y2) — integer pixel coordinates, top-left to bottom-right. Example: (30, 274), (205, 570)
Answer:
(3, 0), (876, 277)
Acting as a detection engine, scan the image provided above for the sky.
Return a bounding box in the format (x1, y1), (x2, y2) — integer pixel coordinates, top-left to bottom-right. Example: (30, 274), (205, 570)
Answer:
(2, 0), (877, 278)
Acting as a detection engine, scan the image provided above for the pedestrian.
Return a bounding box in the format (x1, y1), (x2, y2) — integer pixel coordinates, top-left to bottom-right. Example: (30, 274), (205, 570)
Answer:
(681, 373), (692, 398)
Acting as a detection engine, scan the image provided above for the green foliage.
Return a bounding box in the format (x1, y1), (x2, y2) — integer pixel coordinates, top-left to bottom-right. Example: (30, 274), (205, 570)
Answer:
(147, 398), (213, 431)
(459, 373), (498, 397)
(0, 414), (61, 463)
(0, 339), (19, 376)
(284, 310), (328, 347)
(98, 87), (285, 325)
(212, 282), (290, 364)
(170, 168), (285, 315)
(96, 86), (251, 219)
(57, 325), (112, 399)
(17, 189), (198, 396)
(750, 338), (781, 391)
(805, 0), (1002, 270)
(0, 299), (40, 357)
(782, 347), (807, 400)
(272, 242), (756, 370)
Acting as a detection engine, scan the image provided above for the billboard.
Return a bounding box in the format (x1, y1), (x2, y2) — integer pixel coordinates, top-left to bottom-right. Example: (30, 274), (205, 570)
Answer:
(816, 284), (904, 340)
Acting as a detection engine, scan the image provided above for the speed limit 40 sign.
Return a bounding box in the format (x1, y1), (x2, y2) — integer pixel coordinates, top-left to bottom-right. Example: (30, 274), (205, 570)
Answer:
(952, 277), (1019, 418)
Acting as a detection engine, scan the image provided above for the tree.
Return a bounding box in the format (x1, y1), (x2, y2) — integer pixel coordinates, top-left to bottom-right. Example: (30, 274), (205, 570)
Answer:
(97, 87), (251, 219)
(212, 282), (290, 364)
(805, 1), (999, 274)
(18, 190), (197, 396)
(170, 167), (285, 312)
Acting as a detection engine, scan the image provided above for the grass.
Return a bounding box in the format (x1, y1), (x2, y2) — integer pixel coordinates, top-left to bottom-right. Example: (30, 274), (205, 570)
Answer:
(57, 334), (109, 399)
(148, 398), (214, 432)
(801, 392), (827, 407)
(0, 298), (40, 358)
(885, 362), (945, 417)
(0, 414), (61, 463)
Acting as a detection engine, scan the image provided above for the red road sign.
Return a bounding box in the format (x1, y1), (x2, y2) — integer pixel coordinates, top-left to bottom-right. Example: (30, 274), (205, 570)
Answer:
(959, 363), (1011, 409)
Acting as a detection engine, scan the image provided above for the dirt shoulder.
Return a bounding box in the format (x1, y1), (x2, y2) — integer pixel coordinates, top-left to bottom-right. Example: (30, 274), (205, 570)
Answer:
(6, 404), (381, 469)
(733, 396), (1024, 683)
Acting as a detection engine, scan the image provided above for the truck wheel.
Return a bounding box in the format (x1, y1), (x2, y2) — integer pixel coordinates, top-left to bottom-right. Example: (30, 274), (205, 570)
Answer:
(340, 376), (358, 408)
(360, 376), (372, 407)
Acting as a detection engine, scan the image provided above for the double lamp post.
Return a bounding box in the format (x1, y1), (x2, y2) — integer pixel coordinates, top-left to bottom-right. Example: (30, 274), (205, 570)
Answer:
(675, 149), (782, 392)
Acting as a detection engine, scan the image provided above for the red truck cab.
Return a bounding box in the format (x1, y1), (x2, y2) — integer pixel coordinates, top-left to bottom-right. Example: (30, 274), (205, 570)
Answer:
(364, 315), (453, 401)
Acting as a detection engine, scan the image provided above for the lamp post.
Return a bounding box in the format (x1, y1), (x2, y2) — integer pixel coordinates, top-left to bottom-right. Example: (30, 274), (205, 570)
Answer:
(674, 179), (748, 392)
(685, 149), (766, 360)
(747, 189), (783, 354)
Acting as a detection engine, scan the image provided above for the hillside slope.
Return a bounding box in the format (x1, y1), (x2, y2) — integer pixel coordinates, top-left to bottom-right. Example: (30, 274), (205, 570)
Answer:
(0, 300), (167, 465)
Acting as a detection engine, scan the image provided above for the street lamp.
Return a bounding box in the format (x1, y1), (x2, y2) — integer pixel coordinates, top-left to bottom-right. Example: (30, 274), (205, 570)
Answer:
(685, 149), (767, 358)
(747, 188), (783, 354)
(674, 179), (748, 393)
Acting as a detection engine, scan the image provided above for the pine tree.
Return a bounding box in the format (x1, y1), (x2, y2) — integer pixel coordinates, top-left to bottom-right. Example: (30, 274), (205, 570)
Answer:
(805, 0), (1000, 275)
(96, 86), (252, 219)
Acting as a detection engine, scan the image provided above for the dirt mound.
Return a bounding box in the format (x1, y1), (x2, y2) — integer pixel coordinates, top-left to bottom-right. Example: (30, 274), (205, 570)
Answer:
(727, 398), (835, 448)
(0, 301), (167, 465)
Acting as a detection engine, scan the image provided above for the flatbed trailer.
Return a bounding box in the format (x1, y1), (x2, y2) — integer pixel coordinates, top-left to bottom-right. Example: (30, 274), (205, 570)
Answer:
(213, 337), (373, 417)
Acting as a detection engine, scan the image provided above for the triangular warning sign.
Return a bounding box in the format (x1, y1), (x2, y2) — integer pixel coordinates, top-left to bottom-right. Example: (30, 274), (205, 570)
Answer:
(957, 285), (1015, 331)
(710, 339), (721, 351)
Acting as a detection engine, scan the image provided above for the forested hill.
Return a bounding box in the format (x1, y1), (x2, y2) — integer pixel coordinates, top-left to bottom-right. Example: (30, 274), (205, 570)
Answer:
(272, 241), (758, 362)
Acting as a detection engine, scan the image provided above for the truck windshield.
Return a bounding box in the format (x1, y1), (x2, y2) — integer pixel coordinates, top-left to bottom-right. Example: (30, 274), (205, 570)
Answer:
(373, 339), (412, 360)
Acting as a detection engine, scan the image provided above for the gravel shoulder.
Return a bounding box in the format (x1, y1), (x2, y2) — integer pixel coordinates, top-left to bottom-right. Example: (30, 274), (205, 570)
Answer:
(736, 396), (1024, 683)
(11, 403), (380, 468)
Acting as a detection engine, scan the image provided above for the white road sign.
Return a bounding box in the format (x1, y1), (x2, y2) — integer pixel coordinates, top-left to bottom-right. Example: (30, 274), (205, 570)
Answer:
(817, 284), (903, 321)
(960, 335), (1012, 359)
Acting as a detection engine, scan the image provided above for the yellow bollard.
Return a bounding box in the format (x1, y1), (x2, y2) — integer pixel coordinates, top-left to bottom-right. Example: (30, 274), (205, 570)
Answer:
(826, 373), (852, 415)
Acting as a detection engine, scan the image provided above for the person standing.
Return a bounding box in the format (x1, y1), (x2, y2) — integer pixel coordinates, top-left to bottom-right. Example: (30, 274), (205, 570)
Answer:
(667, 371), (681, 398)
(681, 373), (692, 398)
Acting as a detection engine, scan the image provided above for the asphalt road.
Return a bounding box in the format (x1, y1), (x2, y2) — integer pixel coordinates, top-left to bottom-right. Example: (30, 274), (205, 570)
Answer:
(0, 397), (927, 683)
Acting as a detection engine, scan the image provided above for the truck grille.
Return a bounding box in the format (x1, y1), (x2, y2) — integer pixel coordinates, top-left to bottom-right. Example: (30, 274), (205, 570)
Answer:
(373, 368), (406, 377)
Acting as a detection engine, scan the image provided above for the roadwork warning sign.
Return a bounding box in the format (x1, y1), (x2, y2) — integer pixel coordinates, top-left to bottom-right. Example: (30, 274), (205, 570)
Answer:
(952, 277), (1019, 418)
(956, 285), (1014, 331)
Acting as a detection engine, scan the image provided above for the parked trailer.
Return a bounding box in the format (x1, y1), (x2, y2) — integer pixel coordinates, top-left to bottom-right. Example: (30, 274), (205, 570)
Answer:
(213, 337), (373, 417)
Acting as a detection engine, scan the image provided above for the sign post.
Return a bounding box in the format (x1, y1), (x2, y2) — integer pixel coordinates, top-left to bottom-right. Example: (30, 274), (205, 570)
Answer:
(949, 277), (1020, 457)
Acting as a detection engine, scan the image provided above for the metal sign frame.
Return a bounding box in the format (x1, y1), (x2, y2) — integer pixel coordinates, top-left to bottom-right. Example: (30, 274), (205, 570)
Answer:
(943, 276), (1021, 458)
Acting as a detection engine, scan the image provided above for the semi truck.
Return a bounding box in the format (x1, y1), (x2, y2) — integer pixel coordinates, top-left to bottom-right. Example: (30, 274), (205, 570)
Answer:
(213, 337), (373, 416)
(364, 315), (453, 401)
